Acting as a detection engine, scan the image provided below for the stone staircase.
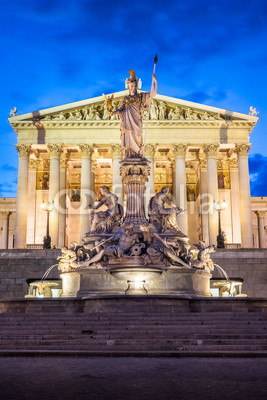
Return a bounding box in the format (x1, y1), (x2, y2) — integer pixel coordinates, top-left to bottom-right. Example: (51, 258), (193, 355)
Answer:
(0, 298), (267, 355)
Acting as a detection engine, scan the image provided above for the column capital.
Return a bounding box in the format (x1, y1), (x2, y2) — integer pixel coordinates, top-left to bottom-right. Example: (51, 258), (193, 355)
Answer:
(111, 144), (122, 157)
(48, 144), (62, 158)
(79, 144), (94, 157)
(199, 159), (207, 169)
(173, 144), (187, 157)
(15, 144), (31, 158)
(29, 159), (39, 171)
(255, 210), (265, 218)
(235, 143), (251, 157)
(2, 212), (10, 219)
(228, 158), (238, 169)
(202, 144), (219, 158)
(60, 153), (68, 169)
(144, 144), (156, 158)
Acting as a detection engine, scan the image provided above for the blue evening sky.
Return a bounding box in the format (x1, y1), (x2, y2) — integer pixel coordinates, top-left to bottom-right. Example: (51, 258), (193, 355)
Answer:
(0, 0), (266, 197)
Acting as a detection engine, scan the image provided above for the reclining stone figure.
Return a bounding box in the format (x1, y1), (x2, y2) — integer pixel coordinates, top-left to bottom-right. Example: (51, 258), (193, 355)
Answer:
(78, 225), (139, 268)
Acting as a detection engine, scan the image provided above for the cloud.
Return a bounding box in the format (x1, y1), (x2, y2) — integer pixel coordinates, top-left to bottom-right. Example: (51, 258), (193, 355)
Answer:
(0, 164), (17, 172)
(249, 154), (267, 196)
(0, 182), (17, 197)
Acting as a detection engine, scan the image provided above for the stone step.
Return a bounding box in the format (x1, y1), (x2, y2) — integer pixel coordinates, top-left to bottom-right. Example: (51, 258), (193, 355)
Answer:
(1, 319), (266, 325)
(1, 324), (266, 331)
(1, 342), (267, 352)
(1, 333), (267, 342)
(1, 321), (266, 328)
(1, 312), (266, 319)
(1, 312), (266, 318)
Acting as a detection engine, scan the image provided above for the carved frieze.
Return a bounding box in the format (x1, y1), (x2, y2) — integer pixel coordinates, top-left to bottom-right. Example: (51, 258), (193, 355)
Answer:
(37, 98), (227, 123)
(199, 159), (207, 169)
(60, 153), (68, 169)
(228, 158), (238, 169)
(29, 159), (40, 171)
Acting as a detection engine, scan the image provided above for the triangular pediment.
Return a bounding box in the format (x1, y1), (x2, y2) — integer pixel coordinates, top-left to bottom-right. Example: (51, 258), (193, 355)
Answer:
(8, 90), (258, 124)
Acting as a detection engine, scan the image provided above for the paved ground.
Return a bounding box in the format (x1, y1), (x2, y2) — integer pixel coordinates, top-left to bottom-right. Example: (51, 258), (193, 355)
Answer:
(0, 357), (266, 400)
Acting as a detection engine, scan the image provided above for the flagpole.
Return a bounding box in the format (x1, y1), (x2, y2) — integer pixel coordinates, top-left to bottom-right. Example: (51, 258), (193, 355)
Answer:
(142, 55), (158, 156)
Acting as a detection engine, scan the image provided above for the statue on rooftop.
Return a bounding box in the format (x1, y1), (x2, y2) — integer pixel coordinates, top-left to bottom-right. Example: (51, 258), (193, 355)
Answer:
(104, 70), (157, 158)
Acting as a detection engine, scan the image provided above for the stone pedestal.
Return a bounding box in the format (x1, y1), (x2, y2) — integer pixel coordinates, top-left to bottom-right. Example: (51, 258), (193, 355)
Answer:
(120, 158), (149, 226)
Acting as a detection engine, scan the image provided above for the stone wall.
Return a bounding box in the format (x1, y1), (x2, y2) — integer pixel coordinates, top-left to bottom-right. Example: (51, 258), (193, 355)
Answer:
(211, 249), (267, 298)
(0, 249), (61, 299)
(0, 249), (266, 299)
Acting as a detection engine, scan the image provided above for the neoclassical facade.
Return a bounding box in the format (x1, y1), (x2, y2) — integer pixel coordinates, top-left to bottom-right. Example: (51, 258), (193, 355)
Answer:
(6, 90), (266, 249)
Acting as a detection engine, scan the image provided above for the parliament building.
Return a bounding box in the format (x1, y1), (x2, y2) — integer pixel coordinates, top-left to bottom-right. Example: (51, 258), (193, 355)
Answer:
(2, 88), (266, 250)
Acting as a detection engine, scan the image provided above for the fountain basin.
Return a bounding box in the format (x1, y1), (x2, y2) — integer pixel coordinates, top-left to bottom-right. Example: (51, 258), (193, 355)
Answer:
(110, 267), (163, 295)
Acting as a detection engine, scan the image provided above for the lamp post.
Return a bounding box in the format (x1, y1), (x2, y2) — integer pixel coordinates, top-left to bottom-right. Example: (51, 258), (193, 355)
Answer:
(214, 200), (227, 248)
(41, 201), (54, 249)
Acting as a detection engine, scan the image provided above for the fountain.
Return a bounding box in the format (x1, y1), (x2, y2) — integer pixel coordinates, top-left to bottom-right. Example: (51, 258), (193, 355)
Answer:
(57, 69), (215, 298)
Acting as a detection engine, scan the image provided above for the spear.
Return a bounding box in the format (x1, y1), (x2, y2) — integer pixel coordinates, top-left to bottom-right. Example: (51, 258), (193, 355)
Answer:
(142, 54), (158, 155)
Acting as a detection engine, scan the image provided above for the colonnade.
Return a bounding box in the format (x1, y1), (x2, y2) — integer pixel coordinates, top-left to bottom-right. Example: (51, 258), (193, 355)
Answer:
(14, 142), (255, 248)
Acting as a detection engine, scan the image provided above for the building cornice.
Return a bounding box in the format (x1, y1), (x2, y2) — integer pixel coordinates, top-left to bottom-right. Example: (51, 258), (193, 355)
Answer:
(10, 120), (257, 134)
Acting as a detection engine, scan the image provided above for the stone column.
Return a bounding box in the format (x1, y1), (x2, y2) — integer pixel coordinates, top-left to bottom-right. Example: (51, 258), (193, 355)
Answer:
(144, 144), (156, 216)
(15, 144), (31, 248)
(48, 144), (62, 247)
(79, 144), (93, 241)
(27, 159), (39, 244)
(1, 212), (9, 249)
(173, 144), (188, 235)
(203, 144), (219, 246)
(235, 144), (253, 248)
(199, 160), (209, 244)
(229, 158), (242, 244)
(121, 158), (149, 225)
(58, 153), (68, 248)
(111, 144), (123, 205)
(256, 211), (266, 248)
(171, 161), (176, 197)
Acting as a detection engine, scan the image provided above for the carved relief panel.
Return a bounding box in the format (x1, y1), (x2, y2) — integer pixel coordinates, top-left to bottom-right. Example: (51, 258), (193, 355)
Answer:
(154, 161), (173, 193)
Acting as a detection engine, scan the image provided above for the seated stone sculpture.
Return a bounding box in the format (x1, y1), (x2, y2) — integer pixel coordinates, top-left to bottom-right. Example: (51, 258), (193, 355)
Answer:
(148, 186), (183, 233)
(90, 186), (123, 234)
